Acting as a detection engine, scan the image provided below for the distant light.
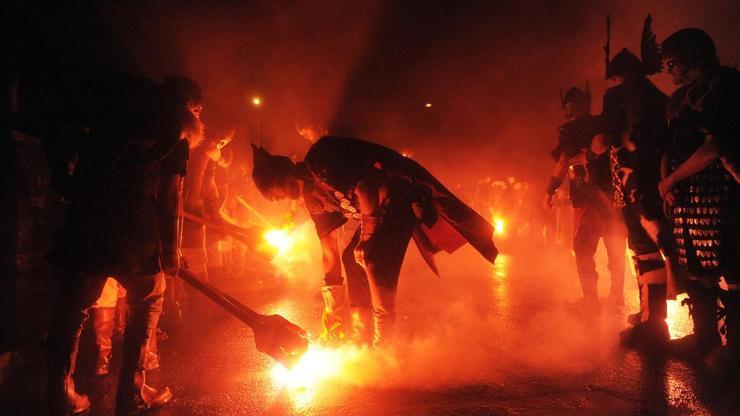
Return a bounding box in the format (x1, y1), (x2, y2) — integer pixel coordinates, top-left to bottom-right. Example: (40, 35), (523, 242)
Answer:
(493, 216), (506, 238)
(252, 97), (262, 107)
(424, 102), (432, 108)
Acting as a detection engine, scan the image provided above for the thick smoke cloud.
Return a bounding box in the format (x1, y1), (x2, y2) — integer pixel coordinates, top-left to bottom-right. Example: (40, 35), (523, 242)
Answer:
(87, 0), (734, 383)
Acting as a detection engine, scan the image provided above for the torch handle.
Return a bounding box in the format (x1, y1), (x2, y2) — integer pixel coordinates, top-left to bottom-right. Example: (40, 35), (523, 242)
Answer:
(180, 210), (261, 245)
(177, 268), (264, 328)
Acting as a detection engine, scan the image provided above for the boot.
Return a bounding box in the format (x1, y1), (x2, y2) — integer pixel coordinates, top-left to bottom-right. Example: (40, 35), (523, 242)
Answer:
(669, 285), (722, 360)
(62, 375), (91, 414)
(349, 306), (373, 346)
(116, 330), (172, 415)
(570, 277), (600, 313)
(319, 285), (347, 344)
(114, 299), (127, 339)
(372, 312), (395, 349)
(162, 276), (184, 330)
(706, 289), (740, 371)
(143, 332), (160, 371)
(627, 282), (649, 326)
(48, 327), (91, 415)
(620, 284), (669, 351)
(92, 307), (115, 376)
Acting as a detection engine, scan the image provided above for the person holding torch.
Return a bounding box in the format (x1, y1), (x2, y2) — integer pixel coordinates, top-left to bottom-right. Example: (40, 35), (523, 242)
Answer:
(252, 136), (497, 347)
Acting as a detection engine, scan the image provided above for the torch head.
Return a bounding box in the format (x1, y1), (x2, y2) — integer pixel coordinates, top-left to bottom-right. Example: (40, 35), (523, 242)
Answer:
(253, 314), (309, 368)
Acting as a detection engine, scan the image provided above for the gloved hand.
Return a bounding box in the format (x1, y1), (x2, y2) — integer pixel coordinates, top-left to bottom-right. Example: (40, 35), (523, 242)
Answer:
(162, 250), (180, 277)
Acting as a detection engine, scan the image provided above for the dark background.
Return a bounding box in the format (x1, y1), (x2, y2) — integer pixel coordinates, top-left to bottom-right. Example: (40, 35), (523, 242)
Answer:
(4, 0), (740, 188)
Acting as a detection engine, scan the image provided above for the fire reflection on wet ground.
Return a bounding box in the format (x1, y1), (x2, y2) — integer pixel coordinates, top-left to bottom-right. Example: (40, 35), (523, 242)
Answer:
(1, 244), (738, 415)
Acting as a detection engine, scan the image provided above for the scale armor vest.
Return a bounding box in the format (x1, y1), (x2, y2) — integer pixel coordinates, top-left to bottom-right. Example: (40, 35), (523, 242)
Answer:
(668, 91), (739, 278)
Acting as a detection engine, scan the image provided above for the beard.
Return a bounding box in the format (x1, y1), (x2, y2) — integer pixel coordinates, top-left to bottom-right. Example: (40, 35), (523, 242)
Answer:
(180, 109), (205, 149)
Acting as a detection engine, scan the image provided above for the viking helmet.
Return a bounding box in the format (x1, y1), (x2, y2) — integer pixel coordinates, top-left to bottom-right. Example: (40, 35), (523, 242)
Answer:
(607, 48), (644, 80)
(560, 81), (591, 110)
(163, 76), (203, 106)
(251, 144), (297, 198)
(661, 28), (719, 68)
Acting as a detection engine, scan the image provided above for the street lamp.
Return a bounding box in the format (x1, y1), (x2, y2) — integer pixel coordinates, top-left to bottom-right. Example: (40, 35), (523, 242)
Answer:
(251, 96), (262, 143)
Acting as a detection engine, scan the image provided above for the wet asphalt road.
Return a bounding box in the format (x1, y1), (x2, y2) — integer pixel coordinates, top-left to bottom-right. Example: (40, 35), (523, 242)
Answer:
(2, 243), (740, 415)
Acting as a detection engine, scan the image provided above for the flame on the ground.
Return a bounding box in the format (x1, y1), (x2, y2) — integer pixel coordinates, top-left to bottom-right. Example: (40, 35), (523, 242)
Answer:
(666, 293), (693, 340)
(270, 343), (368, 407)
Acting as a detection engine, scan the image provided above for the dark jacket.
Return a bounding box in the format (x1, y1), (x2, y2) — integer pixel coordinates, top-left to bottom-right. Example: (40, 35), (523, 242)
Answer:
(49, 77), (189, 276)
(552, 115), (611, 207)
(302, 136), (497, 273)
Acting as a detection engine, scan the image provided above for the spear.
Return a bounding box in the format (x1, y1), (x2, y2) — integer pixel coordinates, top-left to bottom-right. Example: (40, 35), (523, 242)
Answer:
(604, 14), (611, 79)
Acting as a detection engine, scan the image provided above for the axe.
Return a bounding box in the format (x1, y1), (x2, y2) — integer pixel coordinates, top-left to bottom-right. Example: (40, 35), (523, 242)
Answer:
(177, 269), (308, 368)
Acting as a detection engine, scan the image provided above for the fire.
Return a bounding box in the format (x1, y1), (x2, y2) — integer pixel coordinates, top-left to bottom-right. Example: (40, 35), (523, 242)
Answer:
(493, 216), (506, 237)
(666, 293), (693, 340)
(270, 343), (368, 408)
(260, 222), (321, 278)
(490, 211), (506, 239)
(264, 229), (295, 253)
(488, 208), (507, 238)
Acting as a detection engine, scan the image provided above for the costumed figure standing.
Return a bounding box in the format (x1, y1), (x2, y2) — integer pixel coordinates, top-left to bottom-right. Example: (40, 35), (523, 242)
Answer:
(252, 136), (497, 347)
(658, 28), (740, 361)
(585, 37), (678, 349)
(171, 77), (234, 293)
(544, 85), (627, 310)
(45, 74), (195, 414)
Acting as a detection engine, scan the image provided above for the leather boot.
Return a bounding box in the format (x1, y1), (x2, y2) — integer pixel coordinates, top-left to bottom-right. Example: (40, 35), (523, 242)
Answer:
(143, 331), (160, 372)
(48, 327), (91, 415)
(620, 284), (669, 351)
(670, 283), (722, 359)
(570, 278), (600, 313)
(114, 299), (127, 339)
(63, 374), (91, 414)
(627, 252), (666, 325)
(116, 330), (172, 415)
(319, 285), (347, 344)
(627, 282), (649, 326)
(372, 312), (395, 349)
(706, 289), (740, 370)
(349, 306), (373, 346)
(92, 307), (115, 376)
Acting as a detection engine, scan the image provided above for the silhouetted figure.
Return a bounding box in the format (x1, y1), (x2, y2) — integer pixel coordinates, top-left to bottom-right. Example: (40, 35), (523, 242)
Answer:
(45, 74), (193, 414)
(658, 28), (740, 362)
(588, 46), (676, 350)
(252, 136), (497, 347)
(544, 86), (626, 310)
